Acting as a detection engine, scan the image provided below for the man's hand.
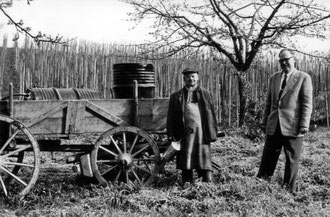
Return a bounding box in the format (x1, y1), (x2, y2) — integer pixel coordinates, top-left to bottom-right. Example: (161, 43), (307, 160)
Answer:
(299, 127), (309, 135)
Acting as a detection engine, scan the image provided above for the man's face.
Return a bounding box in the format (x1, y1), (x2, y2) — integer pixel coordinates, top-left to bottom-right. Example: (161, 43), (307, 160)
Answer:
(279, 51), (295, 73)
(184, 73), (199, 88)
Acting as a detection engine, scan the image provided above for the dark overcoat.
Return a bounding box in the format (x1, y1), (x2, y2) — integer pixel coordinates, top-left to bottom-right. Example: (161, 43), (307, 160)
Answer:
(166, 86), (218, 169)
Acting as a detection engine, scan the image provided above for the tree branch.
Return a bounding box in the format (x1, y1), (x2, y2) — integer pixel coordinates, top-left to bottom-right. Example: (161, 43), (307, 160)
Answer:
(0, 1), (68, 45)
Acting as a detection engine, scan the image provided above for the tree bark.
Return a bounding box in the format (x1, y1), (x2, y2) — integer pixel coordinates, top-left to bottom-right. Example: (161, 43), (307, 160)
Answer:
(237, 72), (247, 127)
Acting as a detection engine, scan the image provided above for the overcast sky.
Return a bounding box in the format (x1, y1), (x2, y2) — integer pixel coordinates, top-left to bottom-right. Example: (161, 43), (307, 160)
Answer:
(0, 0), (330, 51)
(0, 0), (152, 45)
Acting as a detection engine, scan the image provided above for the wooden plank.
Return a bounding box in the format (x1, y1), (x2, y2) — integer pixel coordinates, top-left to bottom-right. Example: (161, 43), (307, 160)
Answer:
(137, 98), (169, 115)
(88, 99), (132, 117)
(25, 101), (67, 128)
(65, 101), (86, 134)
(65, 101), (77, 134)
(137, 98), (169, 131)
(75, 101), (87, 133)
(86, 101), (129, 126)
(77, 115), (129, 133)
(26, 118), (64, 135)
(12, 101), (66, 119)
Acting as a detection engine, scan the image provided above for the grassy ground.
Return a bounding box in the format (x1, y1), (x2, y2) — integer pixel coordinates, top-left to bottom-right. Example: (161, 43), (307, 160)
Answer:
(0, 127), (329, 216)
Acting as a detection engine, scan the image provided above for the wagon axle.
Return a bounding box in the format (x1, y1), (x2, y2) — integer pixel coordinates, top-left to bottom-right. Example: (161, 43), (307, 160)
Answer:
(117, 153), (133, 170)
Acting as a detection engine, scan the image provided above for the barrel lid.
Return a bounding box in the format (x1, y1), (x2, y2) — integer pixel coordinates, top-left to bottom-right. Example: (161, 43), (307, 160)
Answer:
(113, 63), (154, 71)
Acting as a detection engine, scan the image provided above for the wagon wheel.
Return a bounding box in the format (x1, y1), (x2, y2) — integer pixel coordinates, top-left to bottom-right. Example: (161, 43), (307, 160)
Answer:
(0, 115), (40, 197)
(91, 126), (161, 185)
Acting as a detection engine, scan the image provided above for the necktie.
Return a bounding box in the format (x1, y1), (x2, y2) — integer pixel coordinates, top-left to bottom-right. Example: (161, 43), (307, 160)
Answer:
(279, 73), (287, 98)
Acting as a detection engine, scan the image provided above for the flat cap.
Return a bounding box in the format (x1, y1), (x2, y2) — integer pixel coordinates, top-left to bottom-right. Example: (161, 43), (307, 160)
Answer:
(182, 68), (198, 75)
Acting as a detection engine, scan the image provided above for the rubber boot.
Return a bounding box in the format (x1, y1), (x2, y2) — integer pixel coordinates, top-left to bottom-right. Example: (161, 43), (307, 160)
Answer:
(182, 169), (193, 185)
(197, 170), (212, 182)
(203, 170), (212, 183)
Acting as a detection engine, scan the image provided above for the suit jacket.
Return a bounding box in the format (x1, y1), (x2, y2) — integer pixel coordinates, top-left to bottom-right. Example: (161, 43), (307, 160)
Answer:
(261, 69), (313, 137)
(167, 86), (218, 143)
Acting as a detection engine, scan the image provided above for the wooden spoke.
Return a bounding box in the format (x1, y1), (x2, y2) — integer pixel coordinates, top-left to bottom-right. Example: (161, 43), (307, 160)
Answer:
(3, 162), (34, 168)
(143, 160), (151, 173)
(114, 170), (122, 183)
(96, 159), (117, 163)
(0, 128), (20, 154)
(134, 164), (151, 175)
(131, 144), (149, 158)
(0, 175), (7, 197)
(131, 169), (142, 184)
(133, 158), (155, 162)
(125, 170), (129, 183)
(110, 136), (122, 154)
(1, 145), (31, 159)
(129, 134), (139, 154)
(101, 165), (118, 176)
(122, 132), (127, 153)
(0, 166), (28, 187)
(99, 146), (118, 158)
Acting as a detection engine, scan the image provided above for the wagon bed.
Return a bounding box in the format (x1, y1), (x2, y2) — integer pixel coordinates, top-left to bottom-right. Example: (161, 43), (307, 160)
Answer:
(0, 83), (169, 197)
(3, 98), (168, 140)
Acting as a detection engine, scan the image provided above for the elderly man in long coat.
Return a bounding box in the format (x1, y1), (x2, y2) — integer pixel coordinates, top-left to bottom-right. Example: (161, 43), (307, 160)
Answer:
(167, 68), (218, 184)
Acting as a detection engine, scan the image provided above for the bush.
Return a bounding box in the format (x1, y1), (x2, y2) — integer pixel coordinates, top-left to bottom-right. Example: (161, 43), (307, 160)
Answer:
(240, 100), (265, 141)
(312, 91), (329, 125)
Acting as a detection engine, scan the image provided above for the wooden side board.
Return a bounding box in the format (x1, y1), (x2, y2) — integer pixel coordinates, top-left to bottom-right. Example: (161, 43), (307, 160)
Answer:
(137, 98), (169, 132)
(5, 98), (169, 138)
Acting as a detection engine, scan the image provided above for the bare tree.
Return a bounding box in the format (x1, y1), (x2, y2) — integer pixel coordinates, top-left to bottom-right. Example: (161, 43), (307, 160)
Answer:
(123, 0), (330, 126)
(0, 0), (67, 45)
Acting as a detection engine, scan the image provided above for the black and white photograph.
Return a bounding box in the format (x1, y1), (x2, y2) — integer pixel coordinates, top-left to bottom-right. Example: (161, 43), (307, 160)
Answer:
(0, 0), (329, 216)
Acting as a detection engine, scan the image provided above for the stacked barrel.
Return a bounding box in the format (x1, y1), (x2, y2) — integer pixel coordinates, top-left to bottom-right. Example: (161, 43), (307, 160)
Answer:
(112, 63), (155, 99)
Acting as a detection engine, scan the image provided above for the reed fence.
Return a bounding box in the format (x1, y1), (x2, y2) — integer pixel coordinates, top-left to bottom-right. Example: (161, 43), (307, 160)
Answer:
(0, 36), (329, 127)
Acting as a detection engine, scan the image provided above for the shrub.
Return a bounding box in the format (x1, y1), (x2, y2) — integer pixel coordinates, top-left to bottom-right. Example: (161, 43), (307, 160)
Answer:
(240, 100), (265, 141)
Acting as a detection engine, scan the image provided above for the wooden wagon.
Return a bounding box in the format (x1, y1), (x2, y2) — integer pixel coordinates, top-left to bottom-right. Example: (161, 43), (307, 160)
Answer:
(0, 80), (173, 197)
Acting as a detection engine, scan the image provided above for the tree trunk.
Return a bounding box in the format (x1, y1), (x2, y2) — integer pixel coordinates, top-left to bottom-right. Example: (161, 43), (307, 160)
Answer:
(237, 72), (247, 127)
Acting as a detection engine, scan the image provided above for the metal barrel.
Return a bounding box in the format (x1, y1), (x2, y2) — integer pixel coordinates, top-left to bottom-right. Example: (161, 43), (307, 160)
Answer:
(72, 88), (101, 100)
(112, 63), (156, 99)
(26, 88), (58, 100)
(26, 88), (101, 100)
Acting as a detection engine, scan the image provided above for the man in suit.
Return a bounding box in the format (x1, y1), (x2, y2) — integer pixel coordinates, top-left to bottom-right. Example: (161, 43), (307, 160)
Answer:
(167, 68), (218, 185)
(257, 48), (313, 193)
